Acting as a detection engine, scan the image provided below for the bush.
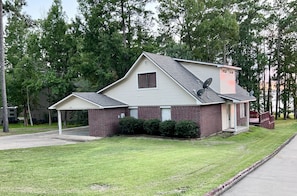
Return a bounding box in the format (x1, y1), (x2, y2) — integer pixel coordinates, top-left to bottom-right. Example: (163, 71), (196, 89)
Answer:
(175, 120), (199, 138)
(119, 117), (144, 134)
(159, 120), (176, 137)
(134, 119), (145, 134)
(144, 119), (161, 135)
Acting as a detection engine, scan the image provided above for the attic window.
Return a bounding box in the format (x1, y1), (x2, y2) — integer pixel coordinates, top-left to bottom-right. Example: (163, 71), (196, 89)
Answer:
(138, 72), (156, 88)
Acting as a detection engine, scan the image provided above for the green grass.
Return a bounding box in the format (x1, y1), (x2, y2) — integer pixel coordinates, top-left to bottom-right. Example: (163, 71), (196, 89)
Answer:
(0, 120), (296, 195)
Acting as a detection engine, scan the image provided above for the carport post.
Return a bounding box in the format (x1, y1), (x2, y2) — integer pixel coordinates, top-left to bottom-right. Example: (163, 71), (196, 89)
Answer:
(58, 110), (62, 135)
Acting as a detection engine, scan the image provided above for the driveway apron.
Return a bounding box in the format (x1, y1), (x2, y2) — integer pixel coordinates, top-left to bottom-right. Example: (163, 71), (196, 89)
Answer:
(0, 128), (100, 150)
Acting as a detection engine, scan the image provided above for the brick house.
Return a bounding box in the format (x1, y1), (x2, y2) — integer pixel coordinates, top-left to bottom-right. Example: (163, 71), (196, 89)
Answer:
(49, 52), (255, 137)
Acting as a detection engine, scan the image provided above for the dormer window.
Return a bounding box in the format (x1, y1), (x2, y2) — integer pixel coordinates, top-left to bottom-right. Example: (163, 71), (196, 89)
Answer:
(138, 72), (156, 88)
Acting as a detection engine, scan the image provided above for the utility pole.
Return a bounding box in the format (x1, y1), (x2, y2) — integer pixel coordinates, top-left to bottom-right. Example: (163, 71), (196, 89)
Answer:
(0, 0), (9, 132)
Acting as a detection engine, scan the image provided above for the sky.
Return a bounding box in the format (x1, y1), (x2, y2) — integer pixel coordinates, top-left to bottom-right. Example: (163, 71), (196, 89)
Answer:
(23, 0), (79, 20)
(22, 0), (157, 20)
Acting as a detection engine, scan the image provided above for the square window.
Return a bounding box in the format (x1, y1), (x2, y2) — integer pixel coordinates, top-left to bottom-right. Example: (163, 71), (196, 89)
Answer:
(138, 72), (156, 88)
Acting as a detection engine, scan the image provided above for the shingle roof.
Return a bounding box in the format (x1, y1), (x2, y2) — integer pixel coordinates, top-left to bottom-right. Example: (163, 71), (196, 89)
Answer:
(219, 85), (256, 103)
(143, 52), (224, 104)
(72, 92), (127, 108)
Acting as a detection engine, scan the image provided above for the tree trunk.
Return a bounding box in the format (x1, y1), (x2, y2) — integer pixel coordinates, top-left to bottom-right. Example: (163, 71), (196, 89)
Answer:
(48, 110), (52, 125)
(267, 56), (272, 114)
(63, 111), (67, 128)
(23, 106), (28, 126)
(27, 87), (33, 126)
(0, 1), (9, 132)
(121, 0), (127, 48)
(275, 28), (281, 120)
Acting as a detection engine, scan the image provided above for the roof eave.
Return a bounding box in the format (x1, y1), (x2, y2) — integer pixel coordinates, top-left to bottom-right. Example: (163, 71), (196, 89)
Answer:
(219, 95), (256, 103)
(174, 58), (241, 70)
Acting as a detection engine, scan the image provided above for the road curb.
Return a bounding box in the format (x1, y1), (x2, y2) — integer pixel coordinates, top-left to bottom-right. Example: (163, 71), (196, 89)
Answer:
(205, 133), (297, 196)
(53, 135), (102, 142)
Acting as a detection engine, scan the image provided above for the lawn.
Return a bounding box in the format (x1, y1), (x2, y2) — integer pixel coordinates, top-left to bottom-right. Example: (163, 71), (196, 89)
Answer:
(0, 120), (296, 195)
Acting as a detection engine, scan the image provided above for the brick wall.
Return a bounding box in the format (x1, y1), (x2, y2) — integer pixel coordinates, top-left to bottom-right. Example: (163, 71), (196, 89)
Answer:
(236, 104), (248, 126)
(88, 104), (223, 138)
(88, 108), (127, 137)
(199, 104), (222, 137)
(138, 106), (161, 120)
(171, 105), (222, 137)
(171, 106), (201, 125)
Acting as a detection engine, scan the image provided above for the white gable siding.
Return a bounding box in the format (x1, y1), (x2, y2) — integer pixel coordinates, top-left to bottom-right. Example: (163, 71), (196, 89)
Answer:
(180, 62), (236, 94)
(181, 62), (221, 93)
(54, 96), (101, 110)
(103, 57), (198, 106)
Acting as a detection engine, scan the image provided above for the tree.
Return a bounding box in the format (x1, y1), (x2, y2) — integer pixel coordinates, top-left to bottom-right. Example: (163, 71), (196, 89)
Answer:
(39, 0), (80, 125)
(157, 0), (238, 63)
(231, 0), (268, 112)
(40, 0), (78, 102)
(266, 0), (297, 119)
(5, 0), (40, 126)
(77, 0), (156, 89)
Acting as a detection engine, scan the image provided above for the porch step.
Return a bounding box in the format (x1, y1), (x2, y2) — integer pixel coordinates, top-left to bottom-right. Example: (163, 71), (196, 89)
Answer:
(223, 126), (249, 134)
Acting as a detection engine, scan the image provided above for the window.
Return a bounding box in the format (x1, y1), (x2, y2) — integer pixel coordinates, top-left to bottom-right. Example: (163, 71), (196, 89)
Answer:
(129, 107), (138, 119)
(240, 103), (246, 118)
(138, 72), (156, 88)
(161, 107), (171, 121)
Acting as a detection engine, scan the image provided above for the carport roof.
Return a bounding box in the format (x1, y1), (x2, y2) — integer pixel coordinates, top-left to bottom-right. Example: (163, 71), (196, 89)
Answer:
(49, 92), (128, 110)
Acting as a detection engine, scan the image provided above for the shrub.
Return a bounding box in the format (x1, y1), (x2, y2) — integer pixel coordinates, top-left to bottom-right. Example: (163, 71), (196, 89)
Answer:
(175, 120), (199, 138)
(144, 119), (161, 135)
(119, 117), (144, 134)
(134, 119), (145, 134)
(159, 120), (176, 137)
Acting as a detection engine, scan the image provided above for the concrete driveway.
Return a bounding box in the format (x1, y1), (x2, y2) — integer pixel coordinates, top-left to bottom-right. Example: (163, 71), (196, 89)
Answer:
(0, 127), (101, 150)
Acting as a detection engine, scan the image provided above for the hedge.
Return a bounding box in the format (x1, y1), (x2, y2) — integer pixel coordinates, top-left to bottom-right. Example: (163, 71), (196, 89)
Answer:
(119, 117), (144, 134)
(159, 120), (176, 137)
(119, 117), (199, 138)
(143, 119), (161, 135)
(175, 120), (199, 138)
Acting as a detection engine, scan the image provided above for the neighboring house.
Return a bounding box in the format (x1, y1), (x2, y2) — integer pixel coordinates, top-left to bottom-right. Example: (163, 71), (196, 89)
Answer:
(49, 52), (256, 137)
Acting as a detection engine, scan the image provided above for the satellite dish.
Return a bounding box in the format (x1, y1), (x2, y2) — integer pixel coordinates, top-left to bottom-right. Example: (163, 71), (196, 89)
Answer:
(203, 78), (213, 89)
(197, 78), (213, 97)
(197, 89), (205, 96)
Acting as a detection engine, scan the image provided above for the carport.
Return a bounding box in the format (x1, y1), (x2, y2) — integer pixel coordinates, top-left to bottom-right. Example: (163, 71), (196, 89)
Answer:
(49, 92), (128, 136)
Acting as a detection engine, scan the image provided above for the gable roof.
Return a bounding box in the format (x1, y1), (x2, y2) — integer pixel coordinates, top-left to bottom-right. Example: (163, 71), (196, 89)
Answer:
(99, 52), (256, 105)
(49, 92), (127, 110)
(143, 52), (224, 104)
